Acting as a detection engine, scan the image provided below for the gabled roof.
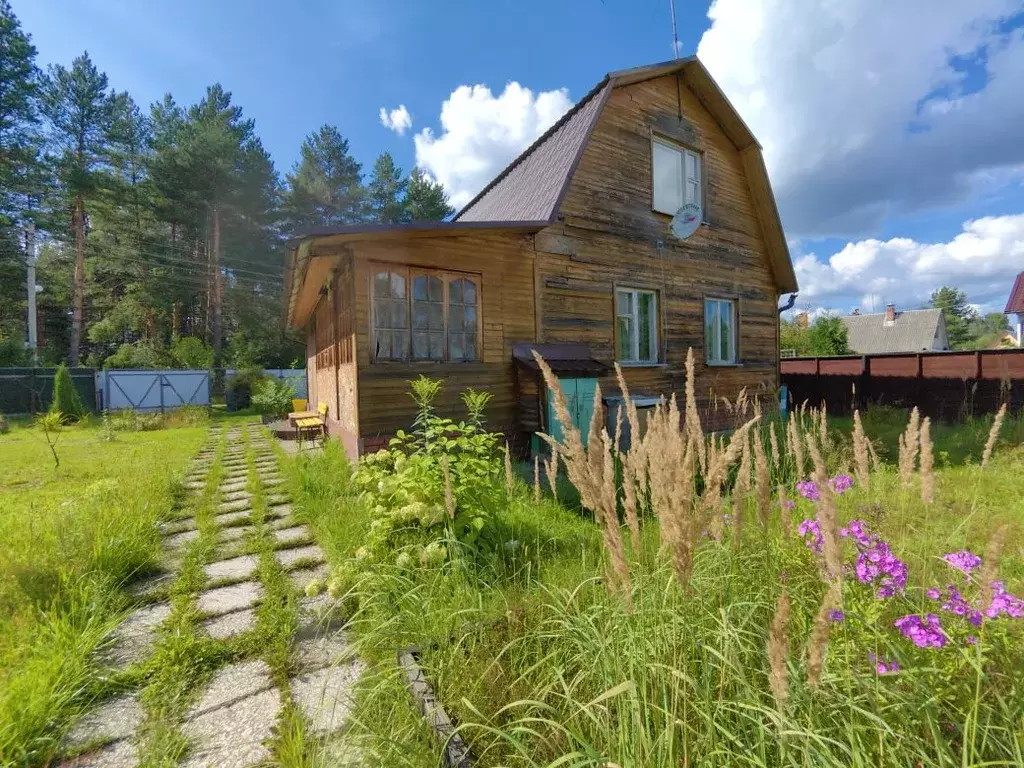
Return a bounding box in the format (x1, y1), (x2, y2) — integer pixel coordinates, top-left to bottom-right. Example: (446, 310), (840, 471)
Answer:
(841, 309), (947, 355)
(1005, 271), (1024, 314)
(456, 56), (797, 292)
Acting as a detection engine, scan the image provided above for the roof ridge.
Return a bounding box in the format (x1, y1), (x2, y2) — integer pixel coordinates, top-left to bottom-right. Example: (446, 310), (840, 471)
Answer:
(454, 76), (610, 221)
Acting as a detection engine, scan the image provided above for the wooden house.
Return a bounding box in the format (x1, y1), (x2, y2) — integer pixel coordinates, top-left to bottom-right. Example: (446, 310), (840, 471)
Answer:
(283, 57), (798, 460)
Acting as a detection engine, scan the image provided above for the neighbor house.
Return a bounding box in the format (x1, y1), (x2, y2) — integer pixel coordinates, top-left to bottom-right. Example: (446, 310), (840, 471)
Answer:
(841, 305), (949, 355)
(1006, 271), (1024, 347)
(283, 57), (798, 460)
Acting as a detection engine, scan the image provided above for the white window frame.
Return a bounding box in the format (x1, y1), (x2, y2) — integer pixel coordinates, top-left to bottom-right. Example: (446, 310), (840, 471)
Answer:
(652, 136), (702, 216)
(616, 288), (659, 364)
(704, 297), (738, 365)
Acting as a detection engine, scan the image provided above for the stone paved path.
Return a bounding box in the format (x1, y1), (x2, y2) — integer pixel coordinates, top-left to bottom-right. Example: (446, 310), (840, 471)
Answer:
(59, 422), (364, 767)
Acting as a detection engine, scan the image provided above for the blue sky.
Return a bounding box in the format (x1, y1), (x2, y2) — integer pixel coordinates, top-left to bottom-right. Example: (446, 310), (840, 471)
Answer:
(15, 0), (1024, 316)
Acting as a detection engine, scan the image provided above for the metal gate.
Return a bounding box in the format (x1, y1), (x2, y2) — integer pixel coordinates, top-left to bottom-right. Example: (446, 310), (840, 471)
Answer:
(96, 370), (210, 412)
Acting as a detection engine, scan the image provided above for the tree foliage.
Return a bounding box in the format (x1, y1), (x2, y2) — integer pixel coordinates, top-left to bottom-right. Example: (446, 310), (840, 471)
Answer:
(0, 4), (458, 372)
(929, 286), (977, 350)
(780, 314), (849, 356)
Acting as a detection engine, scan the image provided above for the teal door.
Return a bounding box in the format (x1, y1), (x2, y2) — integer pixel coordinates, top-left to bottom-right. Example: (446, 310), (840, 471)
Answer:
(547, 377), (598, 446)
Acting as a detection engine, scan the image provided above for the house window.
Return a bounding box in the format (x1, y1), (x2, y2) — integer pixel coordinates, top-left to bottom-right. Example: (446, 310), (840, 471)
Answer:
(704, 297), (737, 365)
(371, 265), (481, 362)
(652, 137), (701, 216)
(616, 288), (658, 363)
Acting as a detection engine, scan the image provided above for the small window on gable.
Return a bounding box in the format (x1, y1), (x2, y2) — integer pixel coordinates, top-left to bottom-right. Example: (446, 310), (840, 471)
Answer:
(616, 288), (658, 364)
(704, 297), (737, 365)
(652, 137), (701, 216)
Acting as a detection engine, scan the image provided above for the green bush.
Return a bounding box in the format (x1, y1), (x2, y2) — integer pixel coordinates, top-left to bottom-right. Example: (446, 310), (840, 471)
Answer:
(103, 341), (170, 369)
(169, 336), (214, 369)
(225, 368), (263, 411)
(49, 365), (85, 422)
(349, 378), (502, 576)
(250, 378), (295, 417)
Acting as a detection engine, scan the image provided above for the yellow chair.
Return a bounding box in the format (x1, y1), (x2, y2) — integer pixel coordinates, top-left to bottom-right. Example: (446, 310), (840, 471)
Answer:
(295, 402), (328, 447)
(292, 398), (308, 413)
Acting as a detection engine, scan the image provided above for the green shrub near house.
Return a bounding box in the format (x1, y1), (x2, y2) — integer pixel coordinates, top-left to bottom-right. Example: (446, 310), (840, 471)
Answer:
(49, 364), (86, 422)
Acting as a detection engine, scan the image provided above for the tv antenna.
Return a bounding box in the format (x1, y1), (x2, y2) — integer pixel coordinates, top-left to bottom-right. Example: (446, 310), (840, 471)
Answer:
(670, 0), (680, 58)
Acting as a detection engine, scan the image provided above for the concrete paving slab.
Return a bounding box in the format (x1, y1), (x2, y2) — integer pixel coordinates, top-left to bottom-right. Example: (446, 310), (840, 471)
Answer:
(197, 581), (263, 616)
(65, 694), (142, 748)
(165, 529), (199, 549)
(217, 525), (251, 543)
(203, 554), (259, 582)
(216, 510), (252, 527)
(289, 564), (329, 593)
(181, 688), (280, 768)
(191, 660), (274, 716)
(217, 498), (252, 514)
(274, 544), (324, 569)
(289, 662), (364, 734)
(103, 602), (170, 667)
(271, 525), (312, 547)
(202, 607), (257, 640)
(58, 738), (136, 767)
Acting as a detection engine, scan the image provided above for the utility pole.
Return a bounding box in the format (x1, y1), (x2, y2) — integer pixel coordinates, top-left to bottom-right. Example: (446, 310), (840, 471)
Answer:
(24, 223), (38, 366)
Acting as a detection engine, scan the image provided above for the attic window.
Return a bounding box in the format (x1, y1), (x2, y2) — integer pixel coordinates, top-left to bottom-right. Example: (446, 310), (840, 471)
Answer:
(652, 137), (701, 216)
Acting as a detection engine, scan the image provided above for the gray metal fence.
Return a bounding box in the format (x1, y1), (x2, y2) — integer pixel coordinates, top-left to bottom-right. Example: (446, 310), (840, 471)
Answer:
(96, 370), (211, 412)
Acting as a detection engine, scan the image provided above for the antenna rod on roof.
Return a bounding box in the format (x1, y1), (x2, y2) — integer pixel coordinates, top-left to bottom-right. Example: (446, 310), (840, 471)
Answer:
(670, 0), (680, 59)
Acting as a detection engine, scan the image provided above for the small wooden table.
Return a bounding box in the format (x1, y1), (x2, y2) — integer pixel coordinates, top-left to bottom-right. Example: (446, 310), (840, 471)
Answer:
(288, 410), (317, 424)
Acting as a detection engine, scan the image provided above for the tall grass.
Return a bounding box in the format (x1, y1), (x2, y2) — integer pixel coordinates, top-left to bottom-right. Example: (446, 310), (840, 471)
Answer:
(0, 418), (209, 764)
(287, 372), (1024, 767)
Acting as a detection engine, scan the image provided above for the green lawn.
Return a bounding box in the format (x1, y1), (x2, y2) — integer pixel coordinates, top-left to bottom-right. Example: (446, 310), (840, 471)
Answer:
(287, 404), (1024, 767)
(0, 413), (219, 764)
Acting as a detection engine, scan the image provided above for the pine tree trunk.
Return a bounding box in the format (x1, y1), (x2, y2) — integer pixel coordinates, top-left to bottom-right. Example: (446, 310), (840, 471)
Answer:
(211, 206), (222, 366)
(171, 302), (180, 341)
(69, 194), (86, 366)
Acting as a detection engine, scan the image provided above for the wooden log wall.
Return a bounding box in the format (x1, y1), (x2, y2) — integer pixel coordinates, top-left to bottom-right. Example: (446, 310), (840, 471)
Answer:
(542, 72), (782, 412)
(345, 233), (536, 439)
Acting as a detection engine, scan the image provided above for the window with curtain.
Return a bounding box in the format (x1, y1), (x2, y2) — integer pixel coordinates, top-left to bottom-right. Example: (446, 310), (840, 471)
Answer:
(652, 137), (702, 216)
(371, 265), (481, 362)
(616, 288), (658, 363)
(372, 270), (408, 360)
(704, 297), (737, 365)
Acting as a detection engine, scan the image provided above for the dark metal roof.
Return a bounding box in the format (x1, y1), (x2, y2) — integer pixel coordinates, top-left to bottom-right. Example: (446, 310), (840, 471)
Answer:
(512, 342), (610, 376)
(1005, 271), (1024, 314)
(455, 80), (612, 223)
(283, 218), (548, 249)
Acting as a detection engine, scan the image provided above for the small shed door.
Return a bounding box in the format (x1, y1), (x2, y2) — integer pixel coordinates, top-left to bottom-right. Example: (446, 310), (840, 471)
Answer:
(547, 377), (598, 446)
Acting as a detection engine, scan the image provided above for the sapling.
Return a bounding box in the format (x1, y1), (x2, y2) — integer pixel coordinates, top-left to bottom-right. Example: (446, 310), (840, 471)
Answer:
(36, 411), (65, 469)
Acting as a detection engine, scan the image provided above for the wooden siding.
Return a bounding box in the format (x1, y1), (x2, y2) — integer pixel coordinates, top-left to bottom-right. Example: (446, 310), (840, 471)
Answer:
(342, 233), (536, 439)
(544, 73), (781, 411)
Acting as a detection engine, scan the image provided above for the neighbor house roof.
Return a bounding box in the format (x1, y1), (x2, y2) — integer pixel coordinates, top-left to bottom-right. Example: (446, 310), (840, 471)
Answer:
(841, 309), (947, 354)
(1006, 271), (1024, 314)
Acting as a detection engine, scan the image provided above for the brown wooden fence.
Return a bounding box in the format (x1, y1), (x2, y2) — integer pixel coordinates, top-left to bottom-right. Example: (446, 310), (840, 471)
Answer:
(780, 349), (1024, 421)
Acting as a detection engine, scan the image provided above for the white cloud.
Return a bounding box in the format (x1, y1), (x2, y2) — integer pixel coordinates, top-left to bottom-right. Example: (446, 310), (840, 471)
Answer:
(793, 214), (1024, 313)
(379, 104), (412, 135)
(412, 82), (572, 209)
(696, 0), (1024, 237)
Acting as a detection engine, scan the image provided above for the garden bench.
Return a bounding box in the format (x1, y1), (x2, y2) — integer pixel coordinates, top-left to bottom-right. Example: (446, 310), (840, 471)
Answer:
(290, 402), (328, 446)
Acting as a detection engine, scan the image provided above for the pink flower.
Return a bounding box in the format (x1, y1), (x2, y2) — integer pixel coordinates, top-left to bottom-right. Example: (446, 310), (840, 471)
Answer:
(943, 550), (982, 574)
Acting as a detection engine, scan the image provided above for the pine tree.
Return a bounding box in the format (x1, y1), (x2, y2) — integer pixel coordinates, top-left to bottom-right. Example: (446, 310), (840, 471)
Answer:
(283, 125), (364, 230)
(930, 286), (976, 350)
(0, 0), (42, 334)
(0, 0), (40, 224)
(404, 168), (455, 221)
(40, 52), (116, 365)
(49, 363), (85, 421)
(367, 152), (407, 223)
